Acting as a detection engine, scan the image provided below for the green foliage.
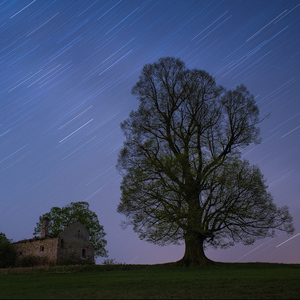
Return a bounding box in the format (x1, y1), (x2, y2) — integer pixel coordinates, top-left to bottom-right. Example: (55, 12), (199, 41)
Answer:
(102, 258), (124, 265)
(0, 232), (9, 243)
(117, 57), (294, 265)
(33, 201), (108, 258)
(57, 257), (95, 266)
(15, 255), (50, 268)
(0, 232), (17, 268)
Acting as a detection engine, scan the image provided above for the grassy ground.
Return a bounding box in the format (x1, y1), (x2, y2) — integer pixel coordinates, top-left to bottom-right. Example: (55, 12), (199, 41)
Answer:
(0, 263), (299, 299)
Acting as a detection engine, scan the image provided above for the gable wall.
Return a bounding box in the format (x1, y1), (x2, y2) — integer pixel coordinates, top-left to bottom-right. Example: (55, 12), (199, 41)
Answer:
(57, 236), (94, 263)
(58, 221), (94, 263)
(59, 221), (89, 244)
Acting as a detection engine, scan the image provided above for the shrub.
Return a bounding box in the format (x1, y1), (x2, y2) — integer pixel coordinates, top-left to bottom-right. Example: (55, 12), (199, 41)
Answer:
(16, 255), (50, 267)
(57, 258), (95, 266)
(102, 258), (124, 265)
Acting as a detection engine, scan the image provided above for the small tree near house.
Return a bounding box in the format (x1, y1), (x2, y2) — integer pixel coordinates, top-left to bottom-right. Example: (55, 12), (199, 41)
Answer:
(34, 201), (108, 258)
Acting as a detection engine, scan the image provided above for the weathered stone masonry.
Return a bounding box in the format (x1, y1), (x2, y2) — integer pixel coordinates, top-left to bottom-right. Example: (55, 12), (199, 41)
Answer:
(13, 219), (94, 264)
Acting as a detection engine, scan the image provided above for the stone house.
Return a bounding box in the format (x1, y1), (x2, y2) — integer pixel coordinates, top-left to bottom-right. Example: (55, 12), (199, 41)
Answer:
(13, 218), (94, 265)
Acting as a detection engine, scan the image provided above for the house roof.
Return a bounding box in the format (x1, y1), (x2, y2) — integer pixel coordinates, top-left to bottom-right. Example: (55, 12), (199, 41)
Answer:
(12, 235), (57, 244)
(12, 220), (88, 244)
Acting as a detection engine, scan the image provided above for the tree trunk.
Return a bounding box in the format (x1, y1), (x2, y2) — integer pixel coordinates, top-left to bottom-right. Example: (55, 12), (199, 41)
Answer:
(176, 233), (215, 267)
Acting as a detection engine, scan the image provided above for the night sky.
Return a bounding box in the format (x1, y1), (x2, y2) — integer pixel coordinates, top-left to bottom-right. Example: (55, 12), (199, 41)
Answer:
(1, 0), (299, 265)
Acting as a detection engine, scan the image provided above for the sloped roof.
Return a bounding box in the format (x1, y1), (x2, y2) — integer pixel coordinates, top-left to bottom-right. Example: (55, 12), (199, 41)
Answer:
(13, 220), (88, 244)
(12, 235), (57, 244)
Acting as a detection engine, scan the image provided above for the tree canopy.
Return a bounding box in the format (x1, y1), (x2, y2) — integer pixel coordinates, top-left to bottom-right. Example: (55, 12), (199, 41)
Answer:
(116, 57), (294, 266)
(0, 232), (16, 268)
(34, 201), (108, 258)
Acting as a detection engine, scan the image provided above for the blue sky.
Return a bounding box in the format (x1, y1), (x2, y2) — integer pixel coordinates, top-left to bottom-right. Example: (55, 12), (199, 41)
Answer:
(1, 0), (299, 264)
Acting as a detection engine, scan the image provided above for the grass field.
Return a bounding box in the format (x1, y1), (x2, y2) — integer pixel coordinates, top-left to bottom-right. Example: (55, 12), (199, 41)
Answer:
(0, 263), (299, 299)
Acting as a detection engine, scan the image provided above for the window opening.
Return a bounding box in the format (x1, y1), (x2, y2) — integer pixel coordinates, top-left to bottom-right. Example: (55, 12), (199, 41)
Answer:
(40, 246), (44, 252)
(81, 248), (86, 258)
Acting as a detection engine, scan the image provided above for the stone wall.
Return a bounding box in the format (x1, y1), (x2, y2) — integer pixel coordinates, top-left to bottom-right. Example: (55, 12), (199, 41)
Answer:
(57, 236), (94, 263)
(12, 220), (94, 265)
(13, 237), (58, 264)
(57, 221), (94, 263)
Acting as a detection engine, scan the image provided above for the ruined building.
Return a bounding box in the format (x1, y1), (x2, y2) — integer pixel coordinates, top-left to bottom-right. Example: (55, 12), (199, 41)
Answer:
(13, 218), (94, 264)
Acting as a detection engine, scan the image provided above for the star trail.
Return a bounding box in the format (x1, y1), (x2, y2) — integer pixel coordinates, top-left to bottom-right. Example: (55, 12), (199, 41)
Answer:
(1, 0), (299, 264)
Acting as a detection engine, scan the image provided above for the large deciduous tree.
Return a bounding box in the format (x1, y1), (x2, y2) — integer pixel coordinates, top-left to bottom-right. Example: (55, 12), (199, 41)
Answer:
(116, 57), (294, 266)
(34, 201), (108, 258)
